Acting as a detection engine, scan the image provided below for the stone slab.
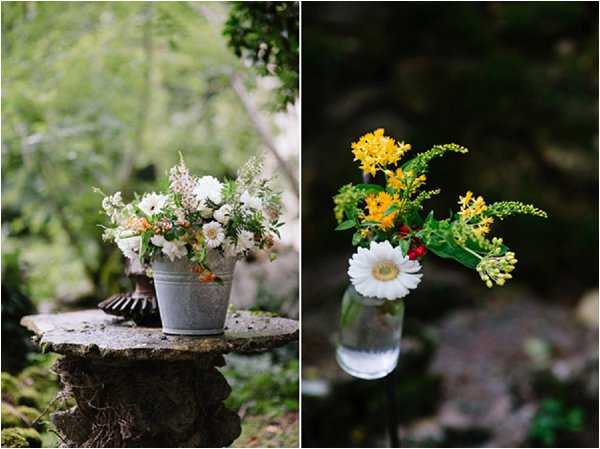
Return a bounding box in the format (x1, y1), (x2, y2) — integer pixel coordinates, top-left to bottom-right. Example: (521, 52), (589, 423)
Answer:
(21, 309), (298, 361)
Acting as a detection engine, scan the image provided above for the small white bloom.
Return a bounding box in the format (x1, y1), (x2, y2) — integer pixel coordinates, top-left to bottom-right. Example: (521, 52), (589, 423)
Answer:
(202, 221), (225, 249)
(348, 240), (422, 300)
(150, 235), (166, 247)
(138, 193), (168, 216)
(194, 176), (223, 204)
(174, 208), (186, 223)
(161, 239), (188, 262)
(237, 230), (255, 251)
(214, 204), (232, 224)
(240, 190), (262, 210)
(116, 236), (141, 260)
(198, 200), (213, 219)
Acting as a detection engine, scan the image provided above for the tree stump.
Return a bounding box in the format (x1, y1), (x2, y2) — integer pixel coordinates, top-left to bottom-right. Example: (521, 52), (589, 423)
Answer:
(21, 310), (298, 448)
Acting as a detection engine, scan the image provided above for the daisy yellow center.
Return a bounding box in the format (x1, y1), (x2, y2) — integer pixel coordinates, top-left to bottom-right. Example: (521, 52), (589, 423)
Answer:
(372, 260), (400, 281)
(206, 228), (218, 239)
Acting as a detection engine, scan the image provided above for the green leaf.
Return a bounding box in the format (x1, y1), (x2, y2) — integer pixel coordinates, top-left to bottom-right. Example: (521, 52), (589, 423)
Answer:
(335, 220), (356, 231)
(360, 220), (380, 227)
(354, 183), (384, 194)
(383, 204), (401, 217)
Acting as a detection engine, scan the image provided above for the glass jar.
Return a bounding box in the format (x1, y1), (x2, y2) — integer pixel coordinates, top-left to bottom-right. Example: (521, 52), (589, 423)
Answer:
(336, 285), (405, 380)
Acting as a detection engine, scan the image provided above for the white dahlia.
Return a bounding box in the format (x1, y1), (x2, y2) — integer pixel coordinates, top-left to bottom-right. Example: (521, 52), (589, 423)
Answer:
(138, 193), (169, 216)
(202, 221), (225, 249)
(194, 176), (223, 204)
(348, 240), (422, 300)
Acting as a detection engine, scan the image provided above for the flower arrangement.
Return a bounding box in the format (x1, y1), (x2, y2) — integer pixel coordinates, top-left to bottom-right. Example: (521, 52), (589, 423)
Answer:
(98, 154), (284, 282)
(334, 128), (547, 300)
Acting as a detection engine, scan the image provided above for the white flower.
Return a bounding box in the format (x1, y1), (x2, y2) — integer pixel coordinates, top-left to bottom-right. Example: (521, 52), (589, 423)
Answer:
(150, 235), (187, 261)
(198, 200), (213, 219)
(202, 222), (225, 249)
(194, 176), (223, 204)
(162, 240), (188, 261)
(138, 193), (168, 216)
(237, 230), (255, 251)
(150, 235), (166, 247)
(214, 204), (232, 224)
(348, 240), (422, 300)
(240, 190), (262, 210)
(116, 236), (141, 260)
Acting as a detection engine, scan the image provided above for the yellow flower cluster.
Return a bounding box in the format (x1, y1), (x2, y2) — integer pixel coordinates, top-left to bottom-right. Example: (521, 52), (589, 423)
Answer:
(458, 191), (494, 236)
(363, 191), (401, 230)
(351, 128), (411, 176)
(386, 168), (427, 193)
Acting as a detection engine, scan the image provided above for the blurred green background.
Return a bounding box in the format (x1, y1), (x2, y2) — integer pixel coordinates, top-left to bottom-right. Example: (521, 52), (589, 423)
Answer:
(2, 2), (298, 447)
(301, 3), (598, 448)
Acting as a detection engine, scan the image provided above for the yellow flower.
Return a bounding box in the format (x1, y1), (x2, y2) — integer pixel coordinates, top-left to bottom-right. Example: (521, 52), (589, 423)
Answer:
(363, 191), (401, 230)
(351, 128), (411, 176)
(386, 168), (426, 193)
(473, 216), (494, 237)
(458, 191), (487, 219)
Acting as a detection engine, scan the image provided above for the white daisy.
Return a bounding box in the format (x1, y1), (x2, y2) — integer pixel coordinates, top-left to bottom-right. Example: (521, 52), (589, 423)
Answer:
(194, 176), (223, 204)
(348, 240), (422, 300)
(138, 193), (169, 216)
(202, 221), (225, 249)
(240, 190), (262, 210)
(116, 235), (141, 260)
(214, 204), (232, 224)
(150, 235), (166, 247)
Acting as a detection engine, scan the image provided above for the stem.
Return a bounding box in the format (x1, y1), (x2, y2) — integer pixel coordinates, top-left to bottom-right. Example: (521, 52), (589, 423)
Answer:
(461, 244), (484, 260)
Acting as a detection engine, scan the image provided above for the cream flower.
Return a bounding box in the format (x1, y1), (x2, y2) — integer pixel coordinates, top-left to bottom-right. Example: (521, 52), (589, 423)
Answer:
(138, 193), (168, 216)
(198, 200), (213, 219)
(237, 230), (255, 251)
(348, 240), (422, 300)
(116, 235), (141, 260)
(214, 204), (232, 224)
(151, 235), (187, 261)
(202, 222), (225, 249)
(240, 190), (262, 210)
(194, 176), (223, 204)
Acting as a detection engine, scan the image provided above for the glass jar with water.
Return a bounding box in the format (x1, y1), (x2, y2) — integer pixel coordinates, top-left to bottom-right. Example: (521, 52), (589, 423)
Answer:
(336, 285), (405, 380)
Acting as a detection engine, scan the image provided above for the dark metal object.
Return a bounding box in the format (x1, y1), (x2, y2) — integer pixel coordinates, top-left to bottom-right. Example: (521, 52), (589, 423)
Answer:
(98, 259), (161, 326)
(386, 368), (400, 447)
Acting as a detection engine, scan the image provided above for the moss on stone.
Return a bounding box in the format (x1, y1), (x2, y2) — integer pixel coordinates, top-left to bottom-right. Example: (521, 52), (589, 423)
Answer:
(16, 406), (40, 427)
(1, 402), (24, 428)
(1, 428), (32, 448)
(15, 388), (39, 409)
(1, 373), (21, 403)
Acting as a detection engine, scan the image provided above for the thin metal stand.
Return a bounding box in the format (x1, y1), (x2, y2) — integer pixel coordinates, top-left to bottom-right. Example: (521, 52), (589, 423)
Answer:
(385, 368), (400, 447)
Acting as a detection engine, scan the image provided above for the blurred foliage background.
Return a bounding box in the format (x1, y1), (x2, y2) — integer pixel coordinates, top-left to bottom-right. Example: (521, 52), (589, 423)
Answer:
(1, 2), (298, 447)
(301, 3), (598, 448)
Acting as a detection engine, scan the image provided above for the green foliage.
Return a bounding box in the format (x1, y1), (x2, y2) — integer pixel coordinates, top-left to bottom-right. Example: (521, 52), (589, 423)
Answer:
(1, 2), (270, 304)
(528, 398), (584, 446)
(224, 354), (299, 416)
(224, 1), (299, 109)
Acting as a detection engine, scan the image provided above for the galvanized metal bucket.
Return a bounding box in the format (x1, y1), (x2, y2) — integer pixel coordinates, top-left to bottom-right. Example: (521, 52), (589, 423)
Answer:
(152, 253), (236, 336)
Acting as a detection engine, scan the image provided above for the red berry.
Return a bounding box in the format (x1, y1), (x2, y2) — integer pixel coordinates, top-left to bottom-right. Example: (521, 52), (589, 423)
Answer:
(407, 249), (418, 260)
(398, 224), (411, 237)
(415, 245), (427, 257)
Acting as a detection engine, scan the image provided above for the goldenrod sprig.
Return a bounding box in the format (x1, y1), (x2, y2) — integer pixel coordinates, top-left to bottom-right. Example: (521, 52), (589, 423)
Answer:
(484, 201), (548, 220)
